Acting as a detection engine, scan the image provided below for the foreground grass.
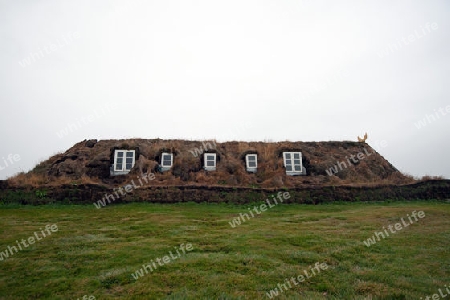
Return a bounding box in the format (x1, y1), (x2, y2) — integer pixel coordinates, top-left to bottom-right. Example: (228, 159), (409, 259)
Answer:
(0, 201), (449, 299)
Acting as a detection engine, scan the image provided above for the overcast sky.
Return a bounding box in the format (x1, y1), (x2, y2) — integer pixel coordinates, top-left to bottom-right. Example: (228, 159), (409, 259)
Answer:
(0, 0), (449, 180)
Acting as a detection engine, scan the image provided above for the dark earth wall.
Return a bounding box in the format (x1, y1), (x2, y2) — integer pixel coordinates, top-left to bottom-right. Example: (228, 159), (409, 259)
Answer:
(1, 180), (449, 205)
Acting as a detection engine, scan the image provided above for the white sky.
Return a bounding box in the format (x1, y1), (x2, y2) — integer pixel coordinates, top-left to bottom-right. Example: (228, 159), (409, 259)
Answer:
(1, 0), (449, 179)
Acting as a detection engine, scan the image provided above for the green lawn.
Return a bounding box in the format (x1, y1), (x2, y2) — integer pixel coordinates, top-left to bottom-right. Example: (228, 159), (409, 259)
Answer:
(0, 201), (449, 299)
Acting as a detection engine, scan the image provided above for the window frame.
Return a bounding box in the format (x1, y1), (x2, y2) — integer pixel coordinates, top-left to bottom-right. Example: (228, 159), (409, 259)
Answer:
(283, 152), (303, 175)
(161, 152), (173, 168)
(113, 150), (136, 172)
(204, 153), (217, 169)
(245, 154), (258, 170)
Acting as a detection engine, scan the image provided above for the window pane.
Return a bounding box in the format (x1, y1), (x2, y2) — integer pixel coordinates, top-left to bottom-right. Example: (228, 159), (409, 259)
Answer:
(163, 155), (172, 166)
(116, 158), (123, 164)
(294, 165), (301, 171)
(285, 159), (292, 165)
(207, 155), (215, 161)
(294, 159), (301, 165)
(116, 163), (122, 170)
(285, 153), (291, 159)
(117, 152), (124, 157)
(293, 153), (300, 159)
(248, 156), (256, 161)
(286, 165), (293, 171)
(207, 161), (215, 166)
(126, 152), (134, 157)
(125, 155), (133, 170)
(248, 162), (256, 167)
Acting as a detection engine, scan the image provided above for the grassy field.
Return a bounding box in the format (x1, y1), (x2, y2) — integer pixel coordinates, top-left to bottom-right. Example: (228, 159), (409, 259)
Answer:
(0, 201), (449, 299)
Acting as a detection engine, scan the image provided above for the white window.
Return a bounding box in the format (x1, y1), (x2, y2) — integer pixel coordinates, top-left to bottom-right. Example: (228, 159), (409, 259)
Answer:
(161, 152), (173, 169)
(245, 154), (257, 172)
(204, 153), (217, 170)
(283, 152), (303, 175)
(114, 150), (135, 172)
